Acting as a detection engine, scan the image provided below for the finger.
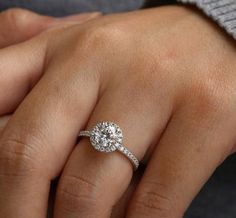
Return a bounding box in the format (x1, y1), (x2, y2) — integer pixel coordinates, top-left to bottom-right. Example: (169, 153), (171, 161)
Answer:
(0, 55), (99, 217)
(127, 102), (235, 218)
(0, 10), (101, 116)
(52, 12), (101, 23)
(0, 8), (53, 48)
(45, 12), (102, 31)
(0, 35), (47, 115)
(111, 165), (145, 218)
(0, 8), (101, 48)
(54, 81), (173, 218)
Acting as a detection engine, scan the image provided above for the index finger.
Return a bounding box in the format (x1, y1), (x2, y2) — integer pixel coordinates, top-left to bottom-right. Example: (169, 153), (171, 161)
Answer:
(0, 39), (99, 217)
(0, 10), (101, 115)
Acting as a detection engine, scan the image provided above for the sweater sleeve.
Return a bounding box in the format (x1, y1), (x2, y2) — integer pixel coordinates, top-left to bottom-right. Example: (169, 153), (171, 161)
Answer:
(178, 0), (236, 40)
(143, 0), (236, 40)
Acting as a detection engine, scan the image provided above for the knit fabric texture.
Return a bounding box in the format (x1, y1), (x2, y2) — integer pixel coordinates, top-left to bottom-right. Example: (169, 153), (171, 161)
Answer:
(144, 0), (236, 40)
(178, 0), (236, 39)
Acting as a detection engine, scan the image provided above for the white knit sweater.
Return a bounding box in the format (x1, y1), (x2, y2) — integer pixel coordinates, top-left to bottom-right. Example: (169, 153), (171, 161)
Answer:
(179, 0), (236, 39)
(145, 0), (236, 40)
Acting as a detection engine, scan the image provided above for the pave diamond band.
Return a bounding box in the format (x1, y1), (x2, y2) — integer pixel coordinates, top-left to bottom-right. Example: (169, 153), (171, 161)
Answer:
(78, 121), (139, 170)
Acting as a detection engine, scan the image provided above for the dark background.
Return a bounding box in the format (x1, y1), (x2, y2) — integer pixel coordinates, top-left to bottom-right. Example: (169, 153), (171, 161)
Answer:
(0, 0), (144, 16)
(1, 1), (236, 217)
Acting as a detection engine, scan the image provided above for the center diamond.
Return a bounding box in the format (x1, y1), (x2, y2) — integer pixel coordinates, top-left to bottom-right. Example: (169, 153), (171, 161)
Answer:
(90, 121), (123, 153)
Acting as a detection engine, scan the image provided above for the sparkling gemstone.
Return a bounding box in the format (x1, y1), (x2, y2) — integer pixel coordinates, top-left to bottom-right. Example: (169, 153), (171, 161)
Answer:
(90, 121), (123, 153)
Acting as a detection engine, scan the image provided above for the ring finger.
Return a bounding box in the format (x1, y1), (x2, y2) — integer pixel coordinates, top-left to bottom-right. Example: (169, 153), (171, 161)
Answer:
(54, 79), (173, 218)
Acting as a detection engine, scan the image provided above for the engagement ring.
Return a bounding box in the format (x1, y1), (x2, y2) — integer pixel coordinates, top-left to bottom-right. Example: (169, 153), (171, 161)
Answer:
(78, 121), (139, 170)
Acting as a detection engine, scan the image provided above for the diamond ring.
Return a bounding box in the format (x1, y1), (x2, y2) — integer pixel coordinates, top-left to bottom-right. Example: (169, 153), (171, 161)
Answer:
(78, 121), (139, 170)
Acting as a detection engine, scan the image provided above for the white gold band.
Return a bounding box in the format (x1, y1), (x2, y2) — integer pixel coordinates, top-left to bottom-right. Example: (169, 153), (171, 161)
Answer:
(116, 144), (139, 170)
(79, 131), (91, 137)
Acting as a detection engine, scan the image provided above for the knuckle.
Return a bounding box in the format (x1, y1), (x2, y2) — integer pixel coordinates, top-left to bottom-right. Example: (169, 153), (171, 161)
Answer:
(129, 181), (177, 218)
(0, 138), (39, 177)
(4, 8), (27, 16)
(76, 23), (130, 54)
(189, 76), (232, 117)
(57, 174), (101, 213)
(3, 8), (31, 29)
(67, 23), (132, 83)
(130, 193), (174, 218)
(0, 126), (48, 177)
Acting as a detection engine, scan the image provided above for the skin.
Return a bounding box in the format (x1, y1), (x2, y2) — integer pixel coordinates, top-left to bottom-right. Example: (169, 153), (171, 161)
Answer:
(0, 5), (236, 218)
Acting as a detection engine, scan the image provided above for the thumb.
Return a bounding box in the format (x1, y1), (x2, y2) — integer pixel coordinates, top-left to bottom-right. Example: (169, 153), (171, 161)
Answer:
(0, 8), (101, 48)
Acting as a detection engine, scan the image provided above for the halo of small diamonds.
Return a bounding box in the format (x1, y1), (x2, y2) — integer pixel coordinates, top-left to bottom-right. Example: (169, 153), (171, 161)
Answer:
(90, 121), (123, 153)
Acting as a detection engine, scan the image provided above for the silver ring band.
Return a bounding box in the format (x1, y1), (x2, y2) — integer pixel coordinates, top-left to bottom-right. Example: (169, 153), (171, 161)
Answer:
(78, 122), (139, 170)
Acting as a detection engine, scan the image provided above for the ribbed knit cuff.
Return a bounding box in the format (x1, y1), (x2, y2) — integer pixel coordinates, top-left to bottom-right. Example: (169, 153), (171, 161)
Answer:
(178, 0), (236, 40)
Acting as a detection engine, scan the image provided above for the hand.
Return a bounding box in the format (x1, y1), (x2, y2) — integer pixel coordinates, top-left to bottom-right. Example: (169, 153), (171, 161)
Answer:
(0, 6), (235, 218)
